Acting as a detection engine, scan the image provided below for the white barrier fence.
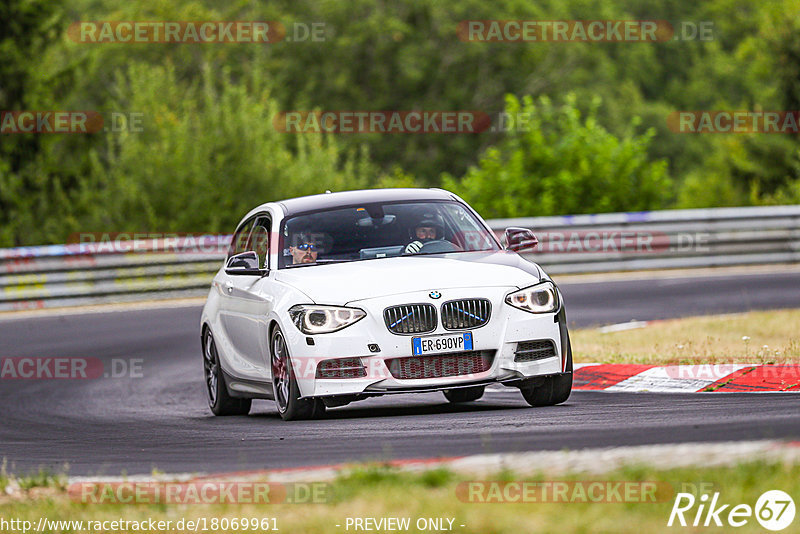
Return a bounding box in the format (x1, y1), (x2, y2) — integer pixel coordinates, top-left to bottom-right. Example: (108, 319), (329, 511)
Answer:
(1, 206), (798, 311)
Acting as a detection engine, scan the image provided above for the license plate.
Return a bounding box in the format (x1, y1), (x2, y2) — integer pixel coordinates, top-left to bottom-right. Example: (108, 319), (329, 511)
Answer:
(412, 332), (473, 355)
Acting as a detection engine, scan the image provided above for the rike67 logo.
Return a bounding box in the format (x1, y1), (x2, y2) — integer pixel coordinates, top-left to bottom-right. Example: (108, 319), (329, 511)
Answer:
(668, 490), (795, 531)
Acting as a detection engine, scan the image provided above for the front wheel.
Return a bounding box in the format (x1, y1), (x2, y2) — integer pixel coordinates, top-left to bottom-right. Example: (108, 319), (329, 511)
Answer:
(519, 335), (573, 407)
(443, 385), (485, 403)
(203, 329), (251, 416)
(520, 373), (572, 407)
(271, 326), (326, 421)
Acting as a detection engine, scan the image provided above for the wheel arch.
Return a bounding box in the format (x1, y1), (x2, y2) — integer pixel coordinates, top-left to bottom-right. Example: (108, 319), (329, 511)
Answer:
(268, 319), (281, 354)
(200, 322), (211, 352)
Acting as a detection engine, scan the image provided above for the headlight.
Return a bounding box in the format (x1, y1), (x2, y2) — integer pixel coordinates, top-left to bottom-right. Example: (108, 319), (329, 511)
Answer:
(288, 304), (366, 334)
(505, 282), (559, 314)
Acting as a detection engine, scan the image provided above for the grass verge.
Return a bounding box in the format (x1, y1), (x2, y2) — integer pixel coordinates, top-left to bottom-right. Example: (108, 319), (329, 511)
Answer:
(0, 461), (798, 533)
(572, 309), (800, 365)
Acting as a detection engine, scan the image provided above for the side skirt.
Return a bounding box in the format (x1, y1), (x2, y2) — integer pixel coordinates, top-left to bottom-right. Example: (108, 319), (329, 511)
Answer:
(221, 369), (274, 400)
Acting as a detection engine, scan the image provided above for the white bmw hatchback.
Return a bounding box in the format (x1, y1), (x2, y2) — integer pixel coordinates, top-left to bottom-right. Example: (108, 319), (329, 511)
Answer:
(201, 188), (572, 420)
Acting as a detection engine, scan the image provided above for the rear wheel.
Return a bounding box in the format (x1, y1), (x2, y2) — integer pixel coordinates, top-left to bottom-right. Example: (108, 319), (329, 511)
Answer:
(443, 385), (485, 403)
(271, 326), (326, 421)
(203, 329), (252, 416)
(519, 335), (573, 407)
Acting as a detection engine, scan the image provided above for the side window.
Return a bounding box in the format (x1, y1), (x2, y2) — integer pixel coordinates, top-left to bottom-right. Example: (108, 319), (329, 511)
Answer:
(246, 216), (271, 270)
(227, 218), (255, 259)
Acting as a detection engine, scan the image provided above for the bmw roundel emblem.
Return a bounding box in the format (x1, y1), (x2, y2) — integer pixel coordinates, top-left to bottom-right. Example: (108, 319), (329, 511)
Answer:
(429, 291), (442, 299)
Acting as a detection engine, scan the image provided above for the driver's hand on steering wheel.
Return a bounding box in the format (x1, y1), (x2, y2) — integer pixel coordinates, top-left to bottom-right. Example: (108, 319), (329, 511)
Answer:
(404, 240), (423, 254)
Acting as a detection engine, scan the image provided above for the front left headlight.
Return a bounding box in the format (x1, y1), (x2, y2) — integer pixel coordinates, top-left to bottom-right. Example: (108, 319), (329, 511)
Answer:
(288, 304), (366, 334)
(505, 281), (559, 314)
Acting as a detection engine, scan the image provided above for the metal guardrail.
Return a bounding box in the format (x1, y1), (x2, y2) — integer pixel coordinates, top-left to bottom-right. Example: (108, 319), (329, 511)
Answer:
(0, 237), (229, 312)
(1, 206), (798, 311)
(494, 205), (800, 274)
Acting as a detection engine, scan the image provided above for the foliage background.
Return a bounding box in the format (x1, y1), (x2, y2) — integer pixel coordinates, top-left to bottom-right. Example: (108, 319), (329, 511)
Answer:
(1, 0), (799, 246)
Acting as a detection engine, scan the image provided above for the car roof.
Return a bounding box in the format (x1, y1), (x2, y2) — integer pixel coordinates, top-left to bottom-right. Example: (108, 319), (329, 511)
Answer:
(276, 188), (458, 216)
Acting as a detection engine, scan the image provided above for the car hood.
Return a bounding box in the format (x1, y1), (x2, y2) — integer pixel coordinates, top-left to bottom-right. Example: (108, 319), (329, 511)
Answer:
(273, 251), (543, 305)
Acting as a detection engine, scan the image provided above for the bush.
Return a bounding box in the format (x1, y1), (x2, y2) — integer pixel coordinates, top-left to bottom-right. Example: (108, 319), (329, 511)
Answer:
(443, 94), (671, 218)
(0, 62), (377, 245)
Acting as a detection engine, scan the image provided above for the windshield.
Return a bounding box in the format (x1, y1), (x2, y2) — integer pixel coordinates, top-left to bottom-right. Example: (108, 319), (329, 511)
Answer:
(279, 201), (499, 268)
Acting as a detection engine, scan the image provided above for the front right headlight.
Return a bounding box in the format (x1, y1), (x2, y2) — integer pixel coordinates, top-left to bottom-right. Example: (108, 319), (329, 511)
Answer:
(505, 281), (559, 314)
(288, 304), (366, 334)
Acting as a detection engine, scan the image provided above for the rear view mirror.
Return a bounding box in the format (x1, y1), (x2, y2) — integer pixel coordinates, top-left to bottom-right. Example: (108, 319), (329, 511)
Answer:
(356, 214), (396, 228)
(504, 227), (539, 253)
(225, 251), (262, 275)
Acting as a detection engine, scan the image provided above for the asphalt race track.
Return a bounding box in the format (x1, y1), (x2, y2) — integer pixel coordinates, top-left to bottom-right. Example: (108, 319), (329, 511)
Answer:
(1, 270), (799, 476)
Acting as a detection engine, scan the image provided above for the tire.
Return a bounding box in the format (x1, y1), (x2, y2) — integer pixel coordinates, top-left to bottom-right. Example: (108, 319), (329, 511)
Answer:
(519, 335), (573, 407)
(443, 385), (485, 403)
(270, 325), (326, 421)
(203, 328), (252, 416)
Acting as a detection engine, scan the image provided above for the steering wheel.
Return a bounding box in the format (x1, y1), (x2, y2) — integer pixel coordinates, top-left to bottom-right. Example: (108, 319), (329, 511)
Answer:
(418, 239), (459, 254)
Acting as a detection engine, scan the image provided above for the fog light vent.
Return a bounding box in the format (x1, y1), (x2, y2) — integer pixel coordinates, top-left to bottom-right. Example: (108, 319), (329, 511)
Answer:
(514, 340), (556, 362)
(316, 357), (367, 379)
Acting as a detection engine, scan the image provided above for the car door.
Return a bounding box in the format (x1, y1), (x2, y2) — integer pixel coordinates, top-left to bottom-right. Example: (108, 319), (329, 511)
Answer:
(218, 214), (274, 379)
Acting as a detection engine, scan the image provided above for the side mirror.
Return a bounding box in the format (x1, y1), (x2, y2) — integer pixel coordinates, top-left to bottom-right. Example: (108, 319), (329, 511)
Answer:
(225, 251), (262, 276)
(504, 227), (539, 253)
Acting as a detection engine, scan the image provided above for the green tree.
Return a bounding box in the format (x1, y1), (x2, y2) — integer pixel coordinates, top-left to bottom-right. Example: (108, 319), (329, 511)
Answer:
(444, 94), (670, 218)
(0, 62), (377, 245)
(0, 0), (67, 245)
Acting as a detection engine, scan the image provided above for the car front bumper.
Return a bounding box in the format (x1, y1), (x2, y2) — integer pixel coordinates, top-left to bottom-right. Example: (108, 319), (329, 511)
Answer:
(281, 286), (568, 399)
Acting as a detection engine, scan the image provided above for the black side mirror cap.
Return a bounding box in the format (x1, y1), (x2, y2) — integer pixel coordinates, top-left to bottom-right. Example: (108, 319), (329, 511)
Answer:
(504, 227), (539, 253)
(225, 251), (263, 275)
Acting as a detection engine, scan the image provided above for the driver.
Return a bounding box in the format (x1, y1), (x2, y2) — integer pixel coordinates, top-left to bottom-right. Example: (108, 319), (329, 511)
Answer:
(404, 214), (445, 254)
(288, 232), (319, 264)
